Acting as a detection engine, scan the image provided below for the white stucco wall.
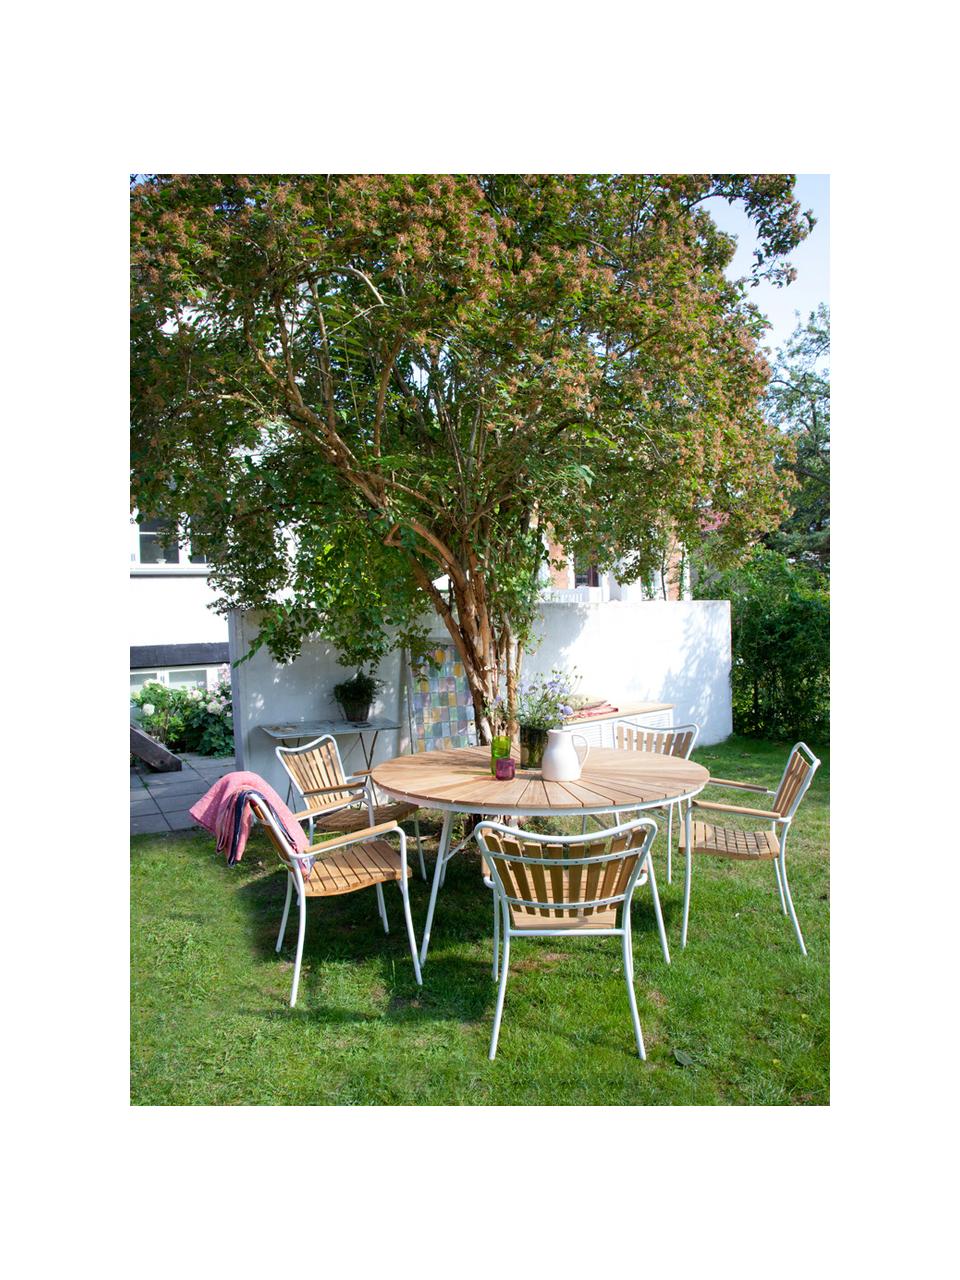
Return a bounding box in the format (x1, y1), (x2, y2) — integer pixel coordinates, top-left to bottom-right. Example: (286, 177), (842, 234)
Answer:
(229, 599), (732, 793)
(228, 609), (435, 796)
(523, 601), (732, 745)
(129, 573), (229, 648)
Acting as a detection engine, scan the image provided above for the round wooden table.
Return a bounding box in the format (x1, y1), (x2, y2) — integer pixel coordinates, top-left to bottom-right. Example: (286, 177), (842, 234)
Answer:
(371, 745), (709, 964)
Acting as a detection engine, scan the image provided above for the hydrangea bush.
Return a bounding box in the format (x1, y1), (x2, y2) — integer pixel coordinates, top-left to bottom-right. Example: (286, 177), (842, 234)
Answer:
(131, 666), (234, 756)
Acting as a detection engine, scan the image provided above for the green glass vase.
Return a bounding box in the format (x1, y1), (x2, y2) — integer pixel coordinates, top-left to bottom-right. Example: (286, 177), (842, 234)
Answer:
(519, 725), (548, 770)
(490, 734), (511, 776)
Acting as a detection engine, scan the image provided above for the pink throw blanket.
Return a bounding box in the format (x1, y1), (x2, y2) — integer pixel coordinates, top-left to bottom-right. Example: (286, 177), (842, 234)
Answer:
(190, 771), (310, 869)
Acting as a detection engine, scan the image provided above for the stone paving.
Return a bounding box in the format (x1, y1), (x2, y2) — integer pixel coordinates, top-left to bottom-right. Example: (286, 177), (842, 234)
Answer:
(131, 753), (235, 835)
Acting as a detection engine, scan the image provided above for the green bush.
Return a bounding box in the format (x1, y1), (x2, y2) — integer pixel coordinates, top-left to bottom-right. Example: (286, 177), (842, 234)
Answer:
(131, 670), (234, 756)
(699, 550), (829, 740)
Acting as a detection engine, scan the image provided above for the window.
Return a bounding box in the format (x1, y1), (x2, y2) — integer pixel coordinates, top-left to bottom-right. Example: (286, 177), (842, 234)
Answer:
(573, 552), (600, 589)
(131, 514), (208, 568)
(137, 518), (180, 565)
(130, 668), (217, 692)
(167, 668), (208, 689)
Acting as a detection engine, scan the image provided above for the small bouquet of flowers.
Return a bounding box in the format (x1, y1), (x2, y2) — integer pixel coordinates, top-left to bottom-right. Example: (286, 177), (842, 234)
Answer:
(515, 668), (578, 768)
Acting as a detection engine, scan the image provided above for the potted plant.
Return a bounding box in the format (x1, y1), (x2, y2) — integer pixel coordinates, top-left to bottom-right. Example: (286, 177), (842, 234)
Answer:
(333, 669), (383, 723)
(515, 668), (577, 769)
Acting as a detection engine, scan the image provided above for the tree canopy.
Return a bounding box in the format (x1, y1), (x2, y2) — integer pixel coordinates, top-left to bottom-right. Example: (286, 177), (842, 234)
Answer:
(131, 173), (813, 737)
(763, 304), (830, 570)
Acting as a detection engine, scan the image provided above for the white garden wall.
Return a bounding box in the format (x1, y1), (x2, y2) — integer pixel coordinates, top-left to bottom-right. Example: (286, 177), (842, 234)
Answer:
(229, 599), (731, 795)
(524, 601), (731, 745)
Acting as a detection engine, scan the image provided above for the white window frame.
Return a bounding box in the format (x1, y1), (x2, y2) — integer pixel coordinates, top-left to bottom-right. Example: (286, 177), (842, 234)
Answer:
(130, 666), (220, 691)
(130, 512), (210, 576)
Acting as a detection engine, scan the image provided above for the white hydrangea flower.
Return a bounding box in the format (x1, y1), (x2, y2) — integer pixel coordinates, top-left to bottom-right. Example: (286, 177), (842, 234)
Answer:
(142, 703), (155, 716)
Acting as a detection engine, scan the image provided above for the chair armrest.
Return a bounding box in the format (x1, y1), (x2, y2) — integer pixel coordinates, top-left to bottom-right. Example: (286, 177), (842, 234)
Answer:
(694, 799), (783, 819)
(707, 776), (775, 794)
(306, 821), (402, 856)
(291, 789), (366, 823)
(302, 781), (367, 799)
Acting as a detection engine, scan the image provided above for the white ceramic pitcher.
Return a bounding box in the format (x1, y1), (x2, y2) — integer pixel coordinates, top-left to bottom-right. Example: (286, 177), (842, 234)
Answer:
(540, 728), (590, 781)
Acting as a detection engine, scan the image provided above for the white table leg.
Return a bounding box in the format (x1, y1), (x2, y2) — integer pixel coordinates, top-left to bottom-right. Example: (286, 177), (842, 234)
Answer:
(419, 810), (454, 966)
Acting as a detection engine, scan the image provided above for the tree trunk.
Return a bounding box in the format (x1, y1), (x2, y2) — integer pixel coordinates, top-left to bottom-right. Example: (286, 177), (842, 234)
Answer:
(426, 567), (524, 746)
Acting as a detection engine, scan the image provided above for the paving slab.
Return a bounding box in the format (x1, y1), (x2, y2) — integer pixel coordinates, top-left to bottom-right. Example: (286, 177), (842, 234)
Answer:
(131, 796), (161, 815)
(131, 753), (235, 835)
(165, 810), (201, 830)
(146, 799), (205, 817)
(131, 814), (170, 835)
(142, 777), (207, 795)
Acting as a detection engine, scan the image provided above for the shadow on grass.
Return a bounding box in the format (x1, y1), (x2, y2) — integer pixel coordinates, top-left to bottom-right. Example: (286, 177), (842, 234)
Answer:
(231, 829), (681, 1035)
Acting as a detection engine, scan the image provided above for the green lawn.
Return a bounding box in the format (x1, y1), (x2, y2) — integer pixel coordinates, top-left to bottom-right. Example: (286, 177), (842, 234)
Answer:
(131, 736), (829, 1105)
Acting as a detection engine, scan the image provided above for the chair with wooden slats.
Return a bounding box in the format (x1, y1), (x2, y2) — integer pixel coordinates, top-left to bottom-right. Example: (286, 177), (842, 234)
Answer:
(678, 741), (821, 955)
(249, 794), (422, 1007)
(609, 719), (700, 884)
(276, 734), (426, 880)
(474, 817), (665, 1060)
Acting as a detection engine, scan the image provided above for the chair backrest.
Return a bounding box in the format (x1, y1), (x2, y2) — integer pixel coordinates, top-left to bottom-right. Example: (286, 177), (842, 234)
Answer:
(615, 720), (699, 759)
(248, 792), (299, 874)
(475, 819), (656, 926)
(772, 742), (821, 820)
(406, 643), (477, 753)
(276, 734), (353, 807)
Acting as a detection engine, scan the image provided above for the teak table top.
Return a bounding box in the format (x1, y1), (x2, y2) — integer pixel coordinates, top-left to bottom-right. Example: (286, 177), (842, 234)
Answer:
(371, 745), (709, 818)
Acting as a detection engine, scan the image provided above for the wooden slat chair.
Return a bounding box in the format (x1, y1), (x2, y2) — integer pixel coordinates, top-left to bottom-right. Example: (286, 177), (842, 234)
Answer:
(276, 734), (426, 880)
(678, 742), (821, 955)
(609, 720), (700, 883)
(474, 817), (666, 1060)
(249, 794), (422, 1007)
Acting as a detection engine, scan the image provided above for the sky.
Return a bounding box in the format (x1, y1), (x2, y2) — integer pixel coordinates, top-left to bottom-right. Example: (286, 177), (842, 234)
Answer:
(705, 174), (830, 357)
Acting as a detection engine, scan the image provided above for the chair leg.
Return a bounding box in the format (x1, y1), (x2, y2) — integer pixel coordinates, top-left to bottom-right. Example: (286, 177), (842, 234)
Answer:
(290, 896), (306, 1007)
(681, 802), (693, 949)
(773, 855), (788, 913)
(622, 920), (646, 1059)
(666, 803), (673, 884)
(276, 873), (293, 952)
(778, 854), (807, 956)
(492, 889), (500, 981)
(412, 815), (427, 881)
(488, 912), (511, 1060)
(398, 879), (423, 985)
(645, 853), (670, 965)
(420, 810), (454, 965)
(375, 882), (389, 933)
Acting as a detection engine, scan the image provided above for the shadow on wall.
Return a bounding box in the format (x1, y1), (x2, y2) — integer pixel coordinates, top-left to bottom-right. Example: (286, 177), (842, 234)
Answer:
(523, 600), (732, 745)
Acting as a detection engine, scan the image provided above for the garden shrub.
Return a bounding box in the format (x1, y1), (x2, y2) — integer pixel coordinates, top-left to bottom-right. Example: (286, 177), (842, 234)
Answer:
(131, 668), (234, 756)
(698, 550), (829, 741)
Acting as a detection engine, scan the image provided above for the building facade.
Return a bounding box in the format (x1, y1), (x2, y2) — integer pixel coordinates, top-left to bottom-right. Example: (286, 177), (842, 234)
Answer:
(129, 516), (228, 691)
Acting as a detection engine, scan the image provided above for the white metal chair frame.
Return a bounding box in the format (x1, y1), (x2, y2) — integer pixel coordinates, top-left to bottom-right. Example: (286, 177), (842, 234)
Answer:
(250, 792), (423, 1007)
(475, 817), (667, 1060)
(607, 719), (700, 884)
(680, 741), (821, 956)
(276, 734), (427, 881)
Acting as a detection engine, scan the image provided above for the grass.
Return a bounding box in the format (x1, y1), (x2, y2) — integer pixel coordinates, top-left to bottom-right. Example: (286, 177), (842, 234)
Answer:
(131, 735), (829, 1105)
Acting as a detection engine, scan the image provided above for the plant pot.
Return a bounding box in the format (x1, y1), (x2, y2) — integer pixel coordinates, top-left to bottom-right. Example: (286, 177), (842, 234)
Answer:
(339, 699), (372, 723)
(519, 725), (548, 770)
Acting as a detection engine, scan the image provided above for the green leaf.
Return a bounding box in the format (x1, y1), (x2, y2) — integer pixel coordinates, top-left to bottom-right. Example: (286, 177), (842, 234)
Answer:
(673, 1048), (697, 1067)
